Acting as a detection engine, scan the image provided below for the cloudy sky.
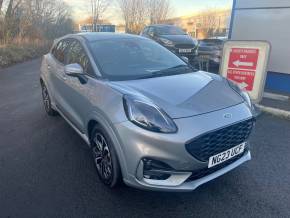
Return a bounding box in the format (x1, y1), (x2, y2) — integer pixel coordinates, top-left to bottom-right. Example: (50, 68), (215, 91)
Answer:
(64, 0), (232, 24)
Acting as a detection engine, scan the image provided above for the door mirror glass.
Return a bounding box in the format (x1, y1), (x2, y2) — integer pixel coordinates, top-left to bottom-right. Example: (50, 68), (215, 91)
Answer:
(65, 63), (84, 76)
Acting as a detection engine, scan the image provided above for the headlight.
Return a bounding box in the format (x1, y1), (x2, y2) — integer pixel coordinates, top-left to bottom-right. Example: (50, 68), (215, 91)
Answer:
(159, 38), (174, 47)
(123, 95), (177, 133)
(227, 79), (252, 108)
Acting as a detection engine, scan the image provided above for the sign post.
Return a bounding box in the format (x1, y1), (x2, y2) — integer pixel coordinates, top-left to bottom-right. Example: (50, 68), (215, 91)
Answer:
(219, 41), (271, 103)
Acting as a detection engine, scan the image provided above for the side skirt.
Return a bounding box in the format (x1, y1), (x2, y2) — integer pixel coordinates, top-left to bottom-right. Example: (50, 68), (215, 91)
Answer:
(55, 107), (90, 147)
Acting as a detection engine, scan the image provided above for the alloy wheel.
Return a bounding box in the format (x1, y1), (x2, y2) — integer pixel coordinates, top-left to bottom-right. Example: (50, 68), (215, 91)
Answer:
(92, 133), (113, 182)
(42, 84), (50, 112)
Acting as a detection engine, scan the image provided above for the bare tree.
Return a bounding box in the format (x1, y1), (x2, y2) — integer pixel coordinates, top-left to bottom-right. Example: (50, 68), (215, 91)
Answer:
(0, 0), (74, 43)
(4, 0), (14, 19)
(202, 9), (218, 37)
(149, 0), (170, 24)
(0, 0), (4, 12)
(89, 0), (111, 31)
(117, 0), (149, 34)
(2, 0), (22, 42)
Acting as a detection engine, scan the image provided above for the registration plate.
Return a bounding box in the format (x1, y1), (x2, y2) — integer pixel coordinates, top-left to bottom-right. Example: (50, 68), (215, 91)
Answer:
(179, 48), (192, 53)
(208, 143), (245, 168)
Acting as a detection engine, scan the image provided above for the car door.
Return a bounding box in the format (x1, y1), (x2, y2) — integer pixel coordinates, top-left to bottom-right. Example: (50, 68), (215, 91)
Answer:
(60, 39), (95, 133)
(47, 39), (70, 111)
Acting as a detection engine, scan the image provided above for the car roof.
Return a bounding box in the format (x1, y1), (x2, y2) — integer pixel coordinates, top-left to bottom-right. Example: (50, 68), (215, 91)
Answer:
(149, 24), (176, 27)
(73, 32), (144, 42)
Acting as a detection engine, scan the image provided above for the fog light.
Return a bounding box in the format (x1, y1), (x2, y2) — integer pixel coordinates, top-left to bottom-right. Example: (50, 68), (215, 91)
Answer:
(142, 158), (173, 180)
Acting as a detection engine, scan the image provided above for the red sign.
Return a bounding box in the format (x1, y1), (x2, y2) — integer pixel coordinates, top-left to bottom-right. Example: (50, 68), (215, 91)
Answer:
(228, 48), (259, 70)
(227, 69), (255, 91)
(227, 48), (259, 91)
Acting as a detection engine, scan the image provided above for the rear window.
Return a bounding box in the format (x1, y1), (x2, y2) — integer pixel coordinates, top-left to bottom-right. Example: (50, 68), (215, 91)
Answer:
(199, 39), (224, 46)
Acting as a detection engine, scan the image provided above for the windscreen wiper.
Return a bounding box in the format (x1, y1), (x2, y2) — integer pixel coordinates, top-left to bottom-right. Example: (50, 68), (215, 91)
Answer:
(137, 65), (195, 79)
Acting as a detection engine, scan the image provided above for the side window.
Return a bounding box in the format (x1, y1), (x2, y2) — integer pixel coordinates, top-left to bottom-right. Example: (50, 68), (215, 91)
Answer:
(66, 40), (94, 76)
(51, 44), (58, 57)
(142, 27), (148, 35)
(148, 27), (155, 37)
(52, 40), (70, 64)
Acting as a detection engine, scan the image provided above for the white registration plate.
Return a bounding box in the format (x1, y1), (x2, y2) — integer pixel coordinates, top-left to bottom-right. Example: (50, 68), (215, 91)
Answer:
(208, 143), (245, 168)
(179, 48), (192, 53)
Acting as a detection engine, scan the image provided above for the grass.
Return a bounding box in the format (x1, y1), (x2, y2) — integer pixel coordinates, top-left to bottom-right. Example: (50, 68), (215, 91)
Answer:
(0, 40), (51, 68)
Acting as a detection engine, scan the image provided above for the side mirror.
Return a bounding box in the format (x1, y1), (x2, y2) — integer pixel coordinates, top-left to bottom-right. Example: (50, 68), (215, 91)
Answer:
(64, 63), (88, 84)
(181, 56), (189, 63)
(65, 63), (84, 76)
(148, 32), (155, 38)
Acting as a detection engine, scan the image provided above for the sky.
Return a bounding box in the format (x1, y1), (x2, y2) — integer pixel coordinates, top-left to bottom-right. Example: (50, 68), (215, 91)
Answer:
(172, 0), (232, 17)
(64, 0), (233, 24)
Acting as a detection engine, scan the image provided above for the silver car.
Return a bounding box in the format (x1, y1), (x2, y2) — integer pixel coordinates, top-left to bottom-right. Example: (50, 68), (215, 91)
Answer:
(40, 33), (255, 191)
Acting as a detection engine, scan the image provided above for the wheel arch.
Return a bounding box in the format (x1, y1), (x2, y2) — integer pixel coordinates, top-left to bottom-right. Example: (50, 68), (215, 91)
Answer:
(86, 114), (129, 181)
(87, 119), (100, 144)
(40, 77), (44, 85)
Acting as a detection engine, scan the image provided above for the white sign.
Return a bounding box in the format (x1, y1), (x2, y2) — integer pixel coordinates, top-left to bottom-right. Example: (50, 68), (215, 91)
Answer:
(219, 41), (271, 103)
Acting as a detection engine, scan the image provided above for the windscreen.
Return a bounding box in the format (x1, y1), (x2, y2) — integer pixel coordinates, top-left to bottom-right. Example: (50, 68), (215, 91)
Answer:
(155, 26), (186, 35)
(89, 38), (189, 81)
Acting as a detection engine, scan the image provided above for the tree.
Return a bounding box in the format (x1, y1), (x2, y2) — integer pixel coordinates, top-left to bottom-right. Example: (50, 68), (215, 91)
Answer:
(90, 0), (111, 32)
(202, 9), (218, 37)
(0, 0), (4, 11)
(2, 0), (22, 42)
(149, 0), (171, 24)
(0, 0), (4, 43)
(117, 0), (149, 34)
(0, 0), (74, 43)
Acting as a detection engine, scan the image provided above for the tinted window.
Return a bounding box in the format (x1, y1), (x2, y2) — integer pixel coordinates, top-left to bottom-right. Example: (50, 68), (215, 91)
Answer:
(199, 39), (224, 49)
(66, 40), (93, 76)
(148, 27), (154, 36)
(155, 26), (186, 35)
(52, 40), (70, 63)
(142, 27), (149, 35)
(201, 39), (224, 46)
(89, 38), (191, 81)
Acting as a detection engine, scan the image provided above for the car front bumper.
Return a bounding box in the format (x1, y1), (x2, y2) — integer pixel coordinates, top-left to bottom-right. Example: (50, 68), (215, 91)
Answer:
(129, 151), (251, 192)
(114, 102), (254, 191)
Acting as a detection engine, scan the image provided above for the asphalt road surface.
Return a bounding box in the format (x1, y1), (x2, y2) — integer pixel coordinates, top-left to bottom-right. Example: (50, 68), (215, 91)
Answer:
(1, 59), (290, 218)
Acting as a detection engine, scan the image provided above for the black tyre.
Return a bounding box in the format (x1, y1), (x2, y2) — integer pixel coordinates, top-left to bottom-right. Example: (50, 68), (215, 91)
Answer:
(41, 82), (58, 116)
(91, 125), (122, 188)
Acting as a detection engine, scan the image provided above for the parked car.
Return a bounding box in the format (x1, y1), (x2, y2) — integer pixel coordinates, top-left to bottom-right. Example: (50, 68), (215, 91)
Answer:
(198, 37), (227, 65)
(40, 33), (255, 191)
(141, 24), (198, 62)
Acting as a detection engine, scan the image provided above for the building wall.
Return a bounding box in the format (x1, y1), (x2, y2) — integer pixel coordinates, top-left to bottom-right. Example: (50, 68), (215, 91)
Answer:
(166, 9), (231, 39)
(116, 25), (126, 33)
(230, 0), (290, 94)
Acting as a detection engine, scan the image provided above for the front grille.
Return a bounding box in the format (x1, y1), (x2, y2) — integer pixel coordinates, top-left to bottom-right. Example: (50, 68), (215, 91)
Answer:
(185, 119), (255, 162)
(186, 151), (247, 182)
